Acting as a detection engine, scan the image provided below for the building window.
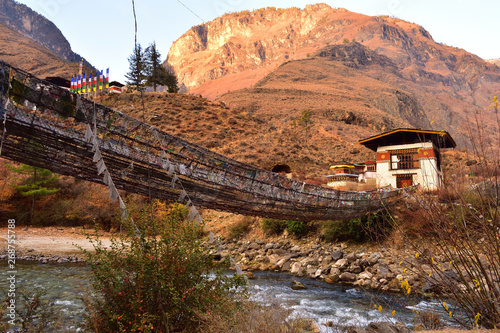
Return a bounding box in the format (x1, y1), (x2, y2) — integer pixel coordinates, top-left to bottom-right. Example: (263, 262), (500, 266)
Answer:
(366, 165), (376, 171)
(390, 149), (419, 170)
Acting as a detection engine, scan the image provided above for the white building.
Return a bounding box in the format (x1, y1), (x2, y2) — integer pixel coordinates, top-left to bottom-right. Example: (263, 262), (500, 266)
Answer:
(359, 129), (456, 191)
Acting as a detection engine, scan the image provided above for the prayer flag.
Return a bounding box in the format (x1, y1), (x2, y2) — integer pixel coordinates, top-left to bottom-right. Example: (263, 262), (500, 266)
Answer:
(105, 68), (109, 88)
(99, 70), (103, 90)
(94, 71), (98, 92)
(77, 74), (81, 94)
(82, 73), (86, 93)
(70, 77), (74, 92)
(89, 73), (93, 93)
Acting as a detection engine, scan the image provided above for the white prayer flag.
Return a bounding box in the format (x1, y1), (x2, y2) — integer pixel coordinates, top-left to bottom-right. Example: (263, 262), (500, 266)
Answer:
(188, 205), (197, 221)
(235, 264), (243, 276)
(168, 164), (175, 177)
(103, 170), (111, 185)
(195, 214), (203, 224)
(171, 174), (178, 187)
(93, 150), (102, 163)
(179, 164), (186, 175)
(97, 160), (106, 175)
(119, 196), (126, 210)
(109, 183), (119, 202)
(84, 125), (93, 142)
(209, 231), (215, 243)
(179, 190), (187, 202)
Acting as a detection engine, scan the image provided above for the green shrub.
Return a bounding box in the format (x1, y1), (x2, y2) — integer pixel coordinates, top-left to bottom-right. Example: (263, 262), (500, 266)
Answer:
(227, 217), (253, 239)
(322, 212), (391, 242)
(261, 218), (287, 235)
(81, 203), (246, 333)
(285, 220), (308, 237)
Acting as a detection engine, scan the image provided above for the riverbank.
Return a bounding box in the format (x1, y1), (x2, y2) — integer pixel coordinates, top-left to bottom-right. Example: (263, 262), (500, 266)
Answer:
(0, 226), (113, 262)
(2, 226), (500, 332)
(1, 224), (436, 296)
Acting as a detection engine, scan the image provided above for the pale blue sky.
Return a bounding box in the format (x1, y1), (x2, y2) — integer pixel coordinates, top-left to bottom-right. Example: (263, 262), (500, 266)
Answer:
(16, 0), (500, 83)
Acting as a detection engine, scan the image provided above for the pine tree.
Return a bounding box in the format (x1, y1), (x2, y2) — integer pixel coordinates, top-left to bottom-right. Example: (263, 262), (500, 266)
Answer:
(7, 164), (59, 223)
(144, 42), (179, 93)
(125, 43), (147, 91)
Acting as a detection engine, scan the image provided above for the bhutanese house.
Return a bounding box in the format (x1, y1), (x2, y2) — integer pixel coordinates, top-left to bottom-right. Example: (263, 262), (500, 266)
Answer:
(359, 128), (456, 191)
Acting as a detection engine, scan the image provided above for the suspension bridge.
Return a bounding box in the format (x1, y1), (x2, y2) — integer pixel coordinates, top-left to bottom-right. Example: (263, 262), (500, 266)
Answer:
(0, 62), (414, 222)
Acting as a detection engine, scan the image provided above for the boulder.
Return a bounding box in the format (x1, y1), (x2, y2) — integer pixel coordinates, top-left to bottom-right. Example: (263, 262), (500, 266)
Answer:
(333, 258), (349, 270)
(339, 272), (357, 282)
(332, 249), (343, 260)
(350, 265), (362, 274)
(249, 242), (260, 250)
(346, 252), (358, 263)
(264, 242), (275, 251)
(282, 261), (292, 271)
(358, 271), (373, 280)
(290, 262), (302, 274)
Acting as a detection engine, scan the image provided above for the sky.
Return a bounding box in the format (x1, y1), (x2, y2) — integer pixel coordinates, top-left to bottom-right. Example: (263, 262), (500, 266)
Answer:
(15, 0), (500, 83)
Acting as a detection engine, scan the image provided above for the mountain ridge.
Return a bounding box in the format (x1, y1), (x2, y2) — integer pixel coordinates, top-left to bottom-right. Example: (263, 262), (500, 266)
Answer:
(167, 4), (500, 148)
(0, 0), (93, 70)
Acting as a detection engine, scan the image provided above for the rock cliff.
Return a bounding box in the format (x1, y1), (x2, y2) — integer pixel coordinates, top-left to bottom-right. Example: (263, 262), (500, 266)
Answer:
(167, 4), (500, 147)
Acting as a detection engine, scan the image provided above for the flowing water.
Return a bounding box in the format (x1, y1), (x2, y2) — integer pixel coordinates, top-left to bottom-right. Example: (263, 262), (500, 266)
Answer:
(0, 262), (448, 332)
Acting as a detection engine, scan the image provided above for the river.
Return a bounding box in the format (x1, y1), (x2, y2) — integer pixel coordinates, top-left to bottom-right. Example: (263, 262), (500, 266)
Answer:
(0, 262), (447, 332)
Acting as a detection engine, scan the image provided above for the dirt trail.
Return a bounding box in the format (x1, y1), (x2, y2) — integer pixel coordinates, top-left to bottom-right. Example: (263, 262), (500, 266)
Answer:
(0, 226), (114, 257)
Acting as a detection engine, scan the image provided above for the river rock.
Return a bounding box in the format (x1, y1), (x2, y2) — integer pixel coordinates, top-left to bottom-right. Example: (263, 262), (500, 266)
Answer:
(291, 280), (307, 290)
(350, 265), (362, 274)
(282, 261), (292, 271)
(368, 252), (381, 265)
(348, 321), (410, 333)
(340, 272), (356, 282)
(325, 273), (340, 284)
(332, 249), (343, 260)
(358, 271), (373, 280)
(346, 252), (358, 263)
(249, 242), (260, 250)
(272, 248), (287, 256)
(333, 258), (349, 270)
(290, 262), (302, 274)
(321, 255), (333, 266)
(264, 242), (275, 251)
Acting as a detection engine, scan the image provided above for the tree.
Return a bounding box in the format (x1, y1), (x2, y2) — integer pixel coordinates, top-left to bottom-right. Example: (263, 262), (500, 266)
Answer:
(7, 164), (59, 222)
(144, 42), (179, 93)
(82, 203), (245, 332)
(297, 109), (314, 145)
(125, 43), (147, 91)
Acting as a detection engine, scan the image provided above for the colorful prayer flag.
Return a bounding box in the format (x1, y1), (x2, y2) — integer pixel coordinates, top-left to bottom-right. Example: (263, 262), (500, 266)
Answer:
(105, 68), (109, 88)
(99, 70), (103, 90)
(89, 73), (93, 93)
(82, 73), (86, 93)
(70, 76), (74, 92)
(94, 71), (98, 92)
(77, 74), (81, 94)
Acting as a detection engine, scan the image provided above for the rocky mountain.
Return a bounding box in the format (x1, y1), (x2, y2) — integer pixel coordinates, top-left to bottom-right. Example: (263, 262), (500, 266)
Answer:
(488, 59), (500, 67)
(167, 4), (500, 148)
(0, 0), (92, 74)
